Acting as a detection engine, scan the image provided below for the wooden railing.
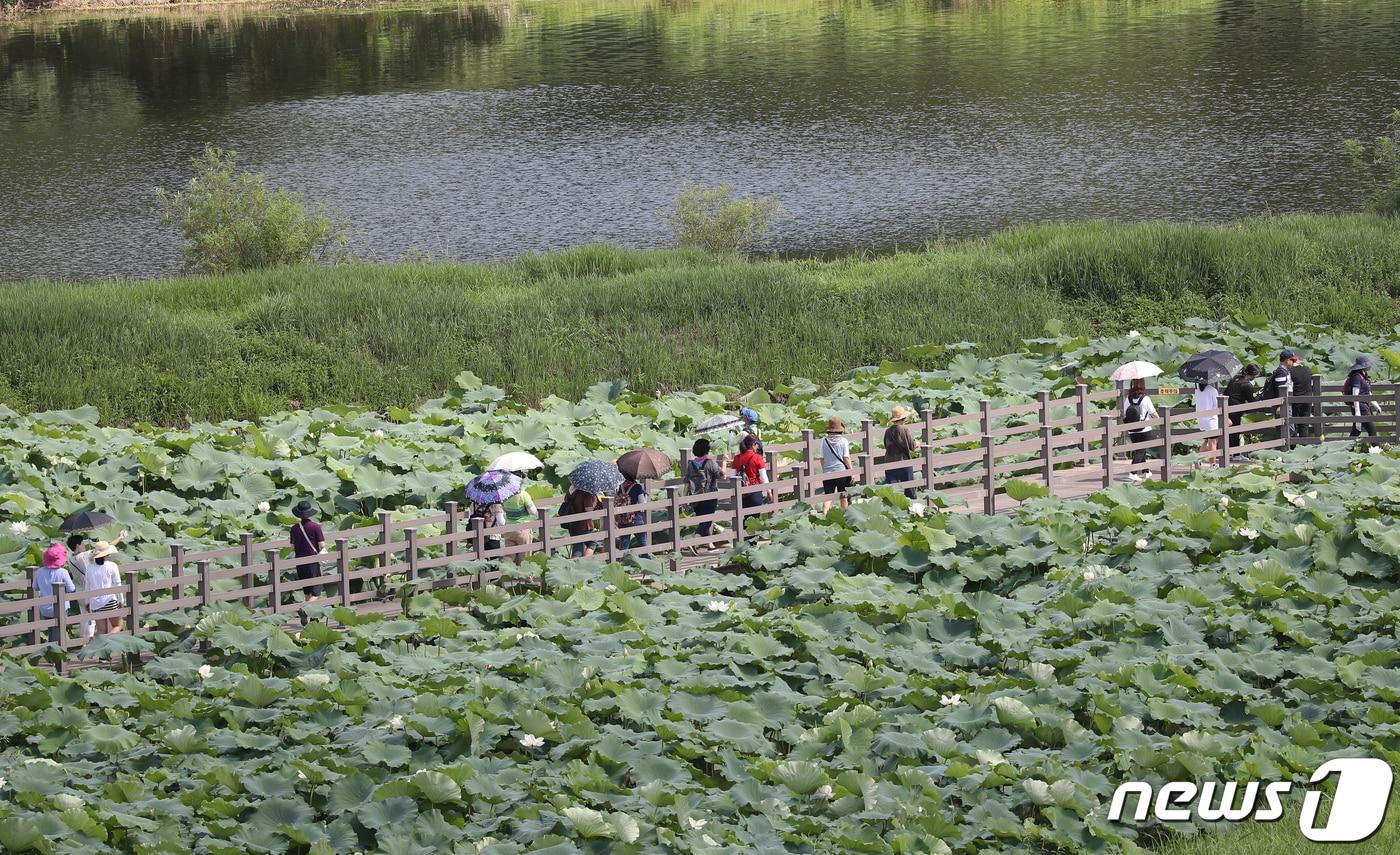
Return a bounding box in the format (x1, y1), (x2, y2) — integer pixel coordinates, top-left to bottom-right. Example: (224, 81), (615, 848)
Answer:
(7, 379), (1397, 667)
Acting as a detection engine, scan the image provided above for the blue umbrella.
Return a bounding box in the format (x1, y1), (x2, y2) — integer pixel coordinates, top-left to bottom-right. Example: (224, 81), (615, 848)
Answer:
(569, 460), (624, 497)
(466, 470), (523, 505)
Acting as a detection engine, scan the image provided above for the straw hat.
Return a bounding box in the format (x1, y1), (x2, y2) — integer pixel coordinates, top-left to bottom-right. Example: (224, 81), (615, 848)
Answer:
(91, 541), (117, 559)
(825, 417), (845, 434)
(890, 405), (910, 423)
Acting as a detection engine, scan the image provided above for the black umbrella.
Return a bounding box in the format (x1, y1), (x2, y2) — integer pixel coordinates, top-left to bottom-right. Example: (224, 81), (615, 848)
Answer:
(59, 510), (116, 533)
(1178, 350), (1243, 385)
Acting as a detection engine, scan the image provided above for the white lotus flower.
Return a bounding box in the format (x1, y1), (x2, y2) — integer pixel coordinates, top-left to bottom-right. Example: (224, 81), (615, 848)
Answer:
(706, 600), (731, 613)
(1134, 538), (1148, 550)
(702, 835), (717, 846)
(297, 769), (308, 781)
(1127, 330), (1140, 338)
(1370, 446), (1382, 455)
(816, 784), (835, 800)
(54, 793), (82, 811)
(197, 664), (213, 680)
(372, 429), (386, 439)
(1237, 527), (1259, 540)
(519, 733), (545, 748)
(1292, 497), (1306, 508)
(386, 715), (405, 730)
(1218, 496), (1230, 507)
(274, 440), (292, 458)
(688, 817), (707, 829)
(257, 501), (271, 514)
(297, 671), (331, 688)
(9, 521), (29, 535)
(1027, 662), (1055, 687)
(939, 693), (962, 707)
(0, 777), (5, 789)
(1118, 715), (1143, 731)
(1082, 570), (1096, 582)
(909, 502), (927, 518)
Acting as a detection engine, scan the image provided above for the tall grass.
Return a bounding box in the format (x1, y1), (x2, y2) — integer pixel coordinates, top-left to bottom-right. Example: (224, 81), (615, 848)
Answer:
(2, 214), (1397, 424)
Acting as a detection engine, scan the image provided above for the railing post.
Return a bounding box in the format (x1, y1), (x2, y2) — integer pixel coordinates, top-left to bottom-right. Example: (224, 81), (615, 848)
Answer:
(444, 501), (459, 561)
(1038, 391), (1053, 489)
(764, 450), (778, 511)
(1281, 386), (1292, 449)
(472, 516), (485, 561)
(1160, 408), (1173, 480)
(1101, 415), (1115, 487)
(538, 507), (553, 558)
(1076, 383), (1091, 457)
(265, 549), (281, 614)
(1218, 398), (1231, 466)
(733, 477), (746, 541)
(377, 511), (393, 569)
(980, 399), (995, 514)
(921, 409), (935, 491)
(666, 487), (682, 551)
(1392, 386), (1400, 443)
(603, 497), (618, 563)
(197, 559), (211, 610)
(404, 527), (418, 586)
(240, 533), (255, 610)
(52, 583), (68, 656)
(802, 429), (817, 482)
(25, 567), (39, 648)
(1311, 374), (1322, 442)
(127, 570), (141, 637)
(170, 544), (185, 601)
(861, 418), (876, 487)
(337, 539), (351, 607)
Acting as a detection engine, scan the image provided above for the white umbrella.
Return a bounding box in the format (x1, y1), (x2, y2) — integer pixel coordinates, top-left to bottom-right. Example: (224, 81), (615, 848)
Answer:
(489, 451), (544, 471)
(1111, 361), (1163, 382)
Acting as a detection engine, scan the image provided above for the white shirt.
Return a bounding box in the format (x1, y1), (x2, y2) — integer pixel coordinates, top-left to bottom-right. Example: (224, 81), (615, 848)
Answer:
(820, 436), (850, 473)
(1193, 386), (1221, 430)
(85, 559), (123, 611)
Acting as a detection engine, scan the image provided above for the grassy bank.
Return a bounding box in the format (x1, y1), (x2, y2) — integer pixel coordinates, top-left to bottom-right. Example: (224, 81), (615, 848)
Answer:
(2, 213), (1397, 423)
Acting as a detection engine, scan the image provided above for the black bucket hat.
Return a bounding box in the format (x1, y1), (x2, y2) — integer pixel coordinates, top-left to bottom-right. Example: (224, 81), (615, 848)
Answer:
(292, 500), (319, 519)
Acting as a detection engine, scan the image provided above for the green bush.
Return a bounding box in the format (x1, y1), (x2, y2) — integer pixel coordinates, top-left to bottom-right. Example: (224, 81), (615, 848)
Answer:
(669, 185), (782, 255)
(155, 146), (352, 273)
(1344, 109), (1400, 216)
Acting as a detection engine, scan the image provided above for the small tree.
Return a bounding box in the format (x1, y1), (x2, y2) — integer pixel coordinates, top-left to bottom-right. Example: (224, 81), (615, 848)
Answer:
(669, 186), (783, 255)
(1344, 109), (1400, 216)
(156, 146), (351, 273)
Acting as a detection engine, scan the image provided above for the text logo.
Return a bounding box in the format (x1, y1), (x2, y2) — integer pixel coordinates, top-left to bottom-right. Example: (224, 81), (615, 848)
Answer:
(1108, 758), (1392, 843)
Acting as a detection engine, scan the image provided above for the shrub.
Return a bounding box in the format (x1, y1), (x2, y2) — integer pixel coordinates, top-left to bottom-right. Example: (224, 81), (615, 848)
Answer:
(155, 146), (351, 273)
(669, 185), (782, 255)
(1344, 109), (1400, 216)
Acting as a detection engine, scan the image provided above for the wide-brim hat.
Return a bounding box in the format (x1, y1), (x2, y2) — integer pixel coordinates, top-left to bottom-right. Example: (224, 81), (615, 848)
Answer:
(890, 405), (910, 423)
(292, 500), (319, 519)
(90, 541), (117, 559)
(825, 417), (845, 433)
(43, 543), (68, 568)
(1352, 355), (1375, 371)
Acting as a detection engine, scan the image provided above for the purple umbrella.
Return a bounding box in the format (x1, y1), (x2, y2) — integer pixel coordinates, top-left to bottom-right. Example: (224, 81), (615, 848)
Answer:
(466, 470), (523, 505)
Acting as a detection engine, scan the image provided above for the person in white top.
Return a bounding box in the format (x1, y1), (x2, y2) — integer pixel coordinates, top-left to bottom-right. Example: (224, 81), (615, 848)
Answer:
(69, 528), (127, 638)
(83, 540), (125, 636)
(1122, 379), (1158, 467)
(819, 417), (854, 513)
(1192, 381), (1221, 462)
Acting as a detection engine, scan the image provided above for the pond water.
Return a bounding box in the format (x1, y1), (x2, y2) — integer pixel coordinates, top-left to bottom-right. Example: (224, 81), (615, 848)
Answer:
(1, 0), (1398, 280)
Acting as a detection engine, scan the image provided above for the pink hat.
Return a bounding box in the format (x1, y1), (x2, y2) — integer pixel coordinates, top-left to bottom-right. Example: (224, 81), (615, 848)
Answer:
(43, 544), (68, 569)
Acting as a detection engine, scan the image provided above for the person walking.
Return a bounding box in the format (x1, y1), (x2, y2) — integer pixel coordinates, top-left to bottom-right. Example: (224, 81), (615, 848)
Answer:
(883, 405), (918, 498)
(84, 541), (124, 636)
(1262, 350), (1298, 441)
(1192, 381), (1221, 464)
(1344, 355), (1381, 439)
(614, 476), (648, 550)
(33, 544), (76, 645)
(290, 500), (326, 604)
(1122, 379), (1158, 471)
(558, 488), (600, 558)
(501, 475), (538, 562)
(1288, 351), (1315, 439)
(683, 438), (726, 552)
(1225, 364), (1259, 451)
(732, 435), (770, 511)
(820, 418), (855, 512)
(739, 407), (763, 452)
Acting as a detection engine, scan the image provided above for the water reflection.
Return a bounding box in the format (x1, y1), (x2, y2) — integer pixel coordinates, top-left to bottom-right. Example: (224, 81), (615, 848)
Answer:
(1, 0), (1398, 280)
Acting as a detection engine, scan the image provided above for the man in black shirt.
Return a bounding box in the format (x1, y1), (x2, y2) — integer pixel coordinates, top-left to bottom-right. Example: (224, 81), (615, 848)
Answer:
(1225, 364), (1259, 451)
(1288, 354), (1315, 439)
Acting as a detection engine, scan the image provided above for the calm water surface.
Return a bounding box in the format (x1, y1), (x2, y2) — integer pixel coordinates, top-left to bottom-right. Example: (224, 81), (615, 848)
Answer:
(1, 0), (1399, 280)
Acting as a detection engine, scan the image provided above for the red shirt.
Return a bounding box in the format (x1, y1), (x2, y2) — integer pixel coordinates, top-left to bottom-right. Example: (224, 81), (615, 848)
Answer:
(733, 450), (766, 485)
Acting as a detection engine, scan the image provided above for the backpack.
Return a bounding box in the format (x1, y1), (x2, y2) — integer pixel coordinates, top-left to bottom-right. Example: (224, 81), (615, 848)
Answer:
(1123, 397), (1143, 425)
(685, 458), (715, 495)
(614, 480), (638, 527)
(1262, 366), (1290, 400)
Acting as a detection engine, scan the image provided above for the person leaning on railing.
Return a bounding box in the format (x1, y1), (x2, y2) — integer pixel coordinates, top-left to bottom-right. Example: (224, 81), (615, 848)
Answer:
(683, 438), (727, 554)
(1226, 364), (1260, 450)
(883, 405), (917, 498)
(32, 543), (76, 645)
(1344, 355), (1381, 438)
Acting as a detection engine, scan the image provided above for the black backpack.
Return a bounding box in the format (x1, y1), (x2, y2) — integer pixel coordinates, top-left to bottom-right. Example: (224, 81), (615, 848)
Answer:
(1123, 397), (1143, 424)
(684, 459), (715, 495)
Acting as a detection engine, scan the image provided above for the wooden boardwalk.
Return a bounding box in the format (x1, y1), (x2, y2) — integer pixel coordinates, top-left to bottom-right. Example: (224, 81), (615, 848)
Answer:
(8, 379), (1396, 671)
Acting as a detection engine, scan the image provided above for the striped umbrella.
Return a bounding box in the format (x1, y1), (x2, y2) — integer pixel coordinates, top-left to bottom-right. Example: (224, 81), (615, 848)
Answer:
(569, 460), (624, 497)
(466, 470), (523, 504)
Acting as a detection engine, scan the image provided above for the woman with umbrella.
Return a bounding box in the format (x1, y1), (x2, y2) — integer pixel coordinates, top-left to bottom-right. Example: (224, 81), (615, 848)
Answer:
(488, 453), (543, 558)
(560, 460), (623, 558)
(615, 449), (670, 551)
(466, 470), (522, 556)
(1111, 362), (1162, 471)
(59, 510), (127, 638)
(1180, 351), (1243, 464)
